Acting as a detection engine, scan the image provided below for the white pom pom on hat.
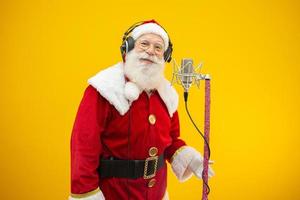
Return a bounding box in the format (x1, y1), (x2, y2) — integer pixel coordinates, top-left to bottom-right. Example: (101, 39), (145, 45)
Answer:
(131, 19), (169, 51)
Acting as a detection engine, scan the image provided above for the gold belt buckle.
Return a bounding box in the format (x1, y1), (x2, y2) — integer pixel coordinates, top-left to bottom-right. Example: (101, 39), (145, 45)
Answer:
(143, 156), (158, 179)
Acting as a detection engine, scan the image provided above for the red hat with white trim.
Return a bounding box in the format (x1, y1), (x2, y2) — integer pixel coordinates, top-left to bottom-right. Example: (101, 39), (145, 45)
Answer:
(130, 19), (169, 51)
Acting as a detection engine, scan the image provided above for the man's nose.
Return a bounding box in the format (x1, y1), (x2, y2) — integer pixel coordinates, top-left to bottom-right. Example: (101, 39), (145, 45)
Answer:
(145, 45), (155, 56)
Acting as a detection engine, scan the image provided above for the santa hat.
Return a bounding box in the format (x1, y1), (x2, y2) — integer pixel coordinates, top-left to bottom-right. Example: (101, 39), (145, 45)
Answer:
(131, 19), (169, 51)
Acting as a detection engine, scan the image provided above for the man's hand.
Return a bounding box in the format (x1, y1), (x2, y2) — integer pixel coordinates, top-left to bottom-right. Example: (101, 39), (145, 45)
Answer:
(187, 149), (215, 179)
(171, 146), (215, 182)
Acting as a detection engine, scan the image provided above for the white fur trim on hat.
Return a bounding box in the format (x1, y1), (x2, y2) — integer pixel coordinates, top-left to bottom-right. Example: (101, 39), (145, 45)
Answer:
(131, 23), (169, 51)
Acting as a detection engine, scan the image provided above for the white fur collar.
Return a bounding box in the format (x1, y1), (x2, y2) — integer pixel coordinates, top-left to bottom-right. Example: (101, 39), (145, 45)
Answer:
(88, 62), (178, 117)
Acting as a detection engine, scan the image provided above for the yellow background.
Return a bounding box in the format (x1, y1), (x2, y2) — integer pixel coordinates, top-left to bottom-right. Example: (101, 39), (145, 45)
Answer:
(0, 0), (299, 199)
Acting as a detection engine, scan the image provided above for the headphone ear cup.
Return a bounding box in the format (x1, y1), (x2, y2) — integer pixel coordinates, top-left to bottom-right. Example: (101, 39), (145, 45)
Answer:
(120, 36), (135, 54)
(120, 37), (136, 62)
(120, 41), (127, 62)
(120, 42), (126, 55)
(126, 36), (135, 53)
(164, 46), (173, 63)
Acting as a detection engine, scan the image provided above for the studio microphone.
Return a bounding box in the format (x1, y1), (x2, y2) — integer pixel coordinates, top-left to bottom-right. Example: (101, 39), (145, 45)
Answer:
(172, 58), (210, 101)
(181, 58), (194, 93)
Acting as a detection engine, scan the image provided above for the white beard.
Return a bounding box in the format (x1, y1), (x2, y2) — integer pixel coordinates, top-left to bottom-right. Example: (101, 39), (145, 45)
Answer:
(124, 50), (165, 91)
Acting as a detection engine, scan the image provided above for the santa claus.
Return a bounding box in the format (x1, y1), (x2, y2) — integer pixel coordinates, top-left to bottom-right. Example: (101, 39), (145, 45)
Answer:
(69, 19), (214, 200)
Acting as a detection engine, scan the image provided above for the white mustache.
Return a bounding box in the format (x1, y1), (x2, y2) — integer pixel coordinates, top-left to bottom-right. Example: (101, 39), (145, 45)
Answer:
(124, 49), (165, 90)
(137, 52), (162, 64)
(140, 57), (156, 64)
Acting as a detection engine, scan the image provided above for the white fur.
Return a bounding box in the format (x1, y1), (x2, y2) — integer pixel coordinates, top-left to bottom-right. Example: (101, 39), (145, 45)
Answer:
(131, 23), (169, 51)
(88, 62), (178, 117)
(124, 50), (165, 91)
(124, 81), (141, 103)
(69, 189), (105, 200)
(157, 78), (178, 117)
(88, 63), (129, 115)
(162, 191), (169, 200)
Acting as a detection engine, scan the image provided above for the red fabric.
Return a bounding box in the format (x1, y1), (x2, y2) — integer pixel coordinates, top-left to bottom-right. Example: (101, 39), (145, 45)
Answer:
(70, 85), (186, 199)
(143, 19), (158, 25)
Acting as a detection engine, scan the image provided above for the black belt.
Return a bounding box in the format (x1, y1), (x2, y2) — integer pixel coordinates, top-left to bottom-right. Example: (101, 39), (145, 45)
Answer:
(99, 154), (165, 179)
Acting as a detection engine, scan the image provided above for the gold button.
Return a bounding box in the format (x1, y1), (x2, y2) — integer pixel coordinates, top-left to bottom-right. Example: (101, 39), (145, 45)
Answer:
(148, 178), (156, 188)
(148, 114), (156, 125)
(149, 147), (158, 157)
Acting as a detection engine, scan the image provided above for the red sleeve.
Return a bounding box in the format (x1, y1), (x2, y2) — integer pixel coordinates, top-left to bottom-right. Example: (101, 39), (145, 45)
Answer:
(164, 111), (186, 162)
(70, 85), (110, 194)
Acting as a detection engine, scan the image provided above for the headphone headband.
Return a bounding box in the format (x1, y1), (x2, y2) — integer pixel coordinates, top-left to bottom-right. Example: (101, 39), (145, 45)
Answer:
(120, 20), (173, 63)
(122, 21), (145, 42)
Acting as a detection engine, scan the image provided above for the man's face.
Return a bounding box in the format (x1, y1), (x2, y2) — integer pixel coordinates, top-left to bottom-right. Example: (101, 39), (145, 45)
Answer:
(133, 33), (165, 64)
(123, 33), (166, 91)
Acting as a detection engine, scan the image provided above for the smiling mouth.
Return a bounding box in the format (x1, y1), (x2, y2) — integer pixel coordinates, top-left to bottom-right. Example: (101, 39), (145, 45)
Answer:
(140, 58), (155, 64)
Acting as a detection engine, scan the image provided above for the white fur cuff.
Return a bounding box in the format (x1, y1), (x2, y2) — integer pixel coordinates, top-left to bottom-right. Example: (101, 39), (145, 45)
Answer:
(171, 146), (199, 182)
(162, 191), (169, 200)
(69, 188), (105, 200)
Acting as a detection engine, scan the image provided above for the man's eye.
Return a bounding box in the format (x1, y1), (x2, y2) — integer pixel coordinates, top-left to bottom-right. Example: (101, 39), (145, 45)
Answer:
(155, 46), (163, 51)
(141, 42), (149, 46)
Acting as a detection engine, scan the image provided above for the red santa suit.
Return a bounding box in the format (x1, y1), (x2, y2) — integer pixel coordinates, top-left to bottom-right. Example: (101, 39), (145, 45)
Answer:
(69, 20), (214, 200)
(70, 62), (190, 200)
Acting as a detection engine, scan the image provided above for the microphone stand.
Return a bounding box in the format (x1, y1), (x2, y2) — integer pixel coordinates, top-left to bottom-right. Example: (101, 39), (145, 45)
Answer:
(202, 75), (211, 200)
(172, 60), (212, 200)
(195, 73), (211, 200)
